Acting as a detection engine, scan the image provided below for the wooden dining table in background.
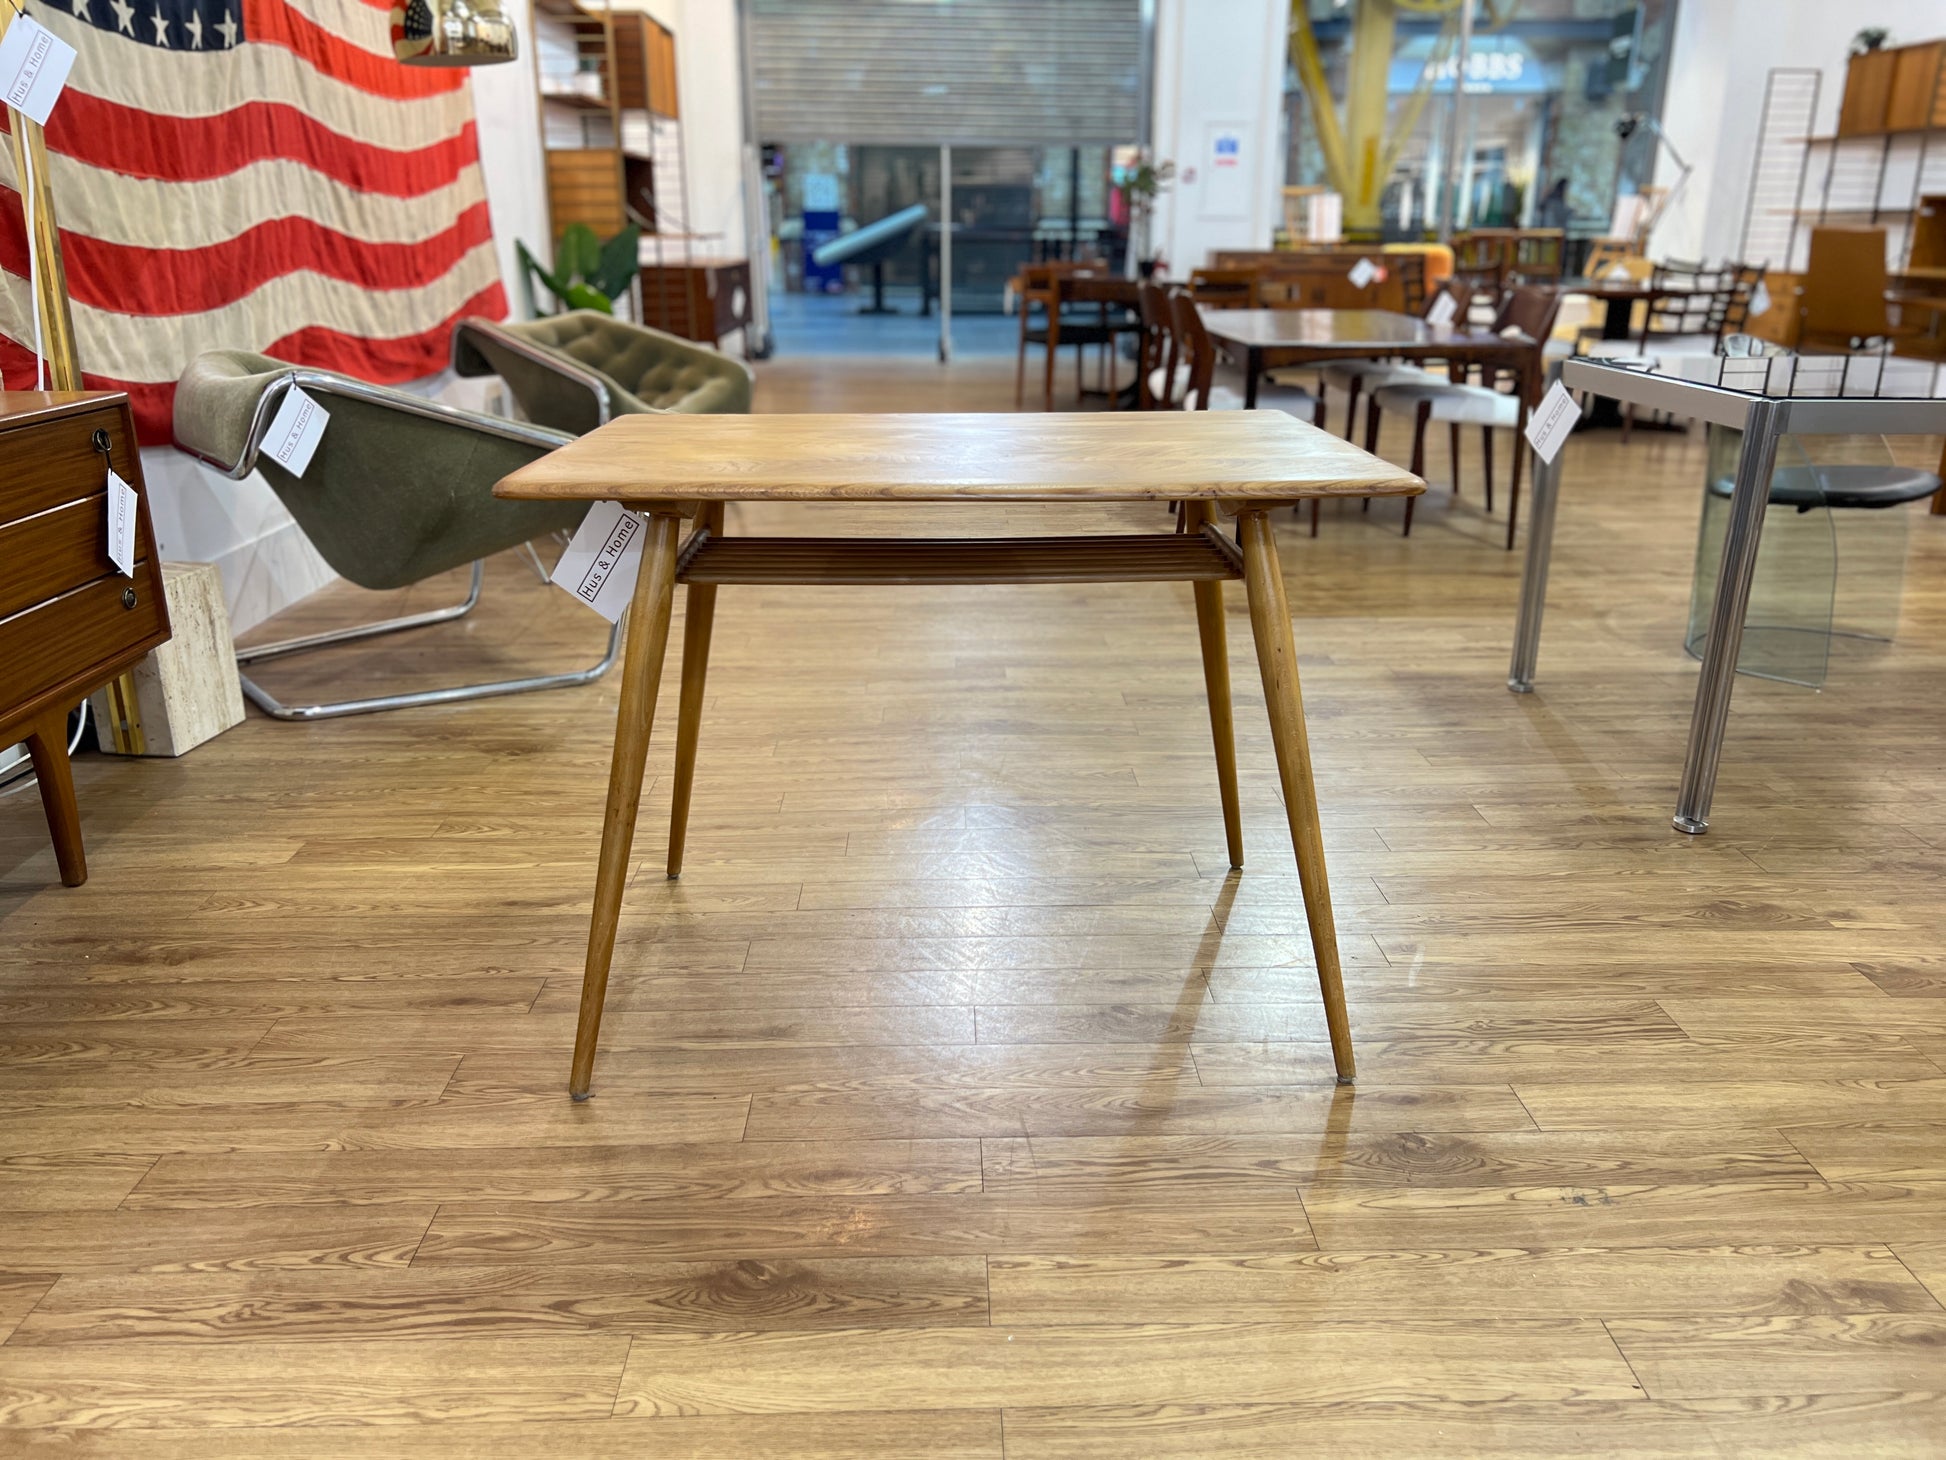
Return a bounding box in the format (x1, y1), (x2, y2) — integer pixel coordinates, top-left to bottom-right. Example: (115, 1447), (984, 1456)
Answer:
(1199, 308), (1537, 410)
(495, 411), (1422, 1098)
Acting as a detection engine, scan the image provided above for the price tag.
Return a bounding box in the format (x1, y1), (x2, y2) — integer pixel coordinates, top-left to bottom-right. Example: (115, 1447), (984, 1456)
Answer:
(1606, 262), (1634, 281)
(106, 468), (137, 577)
(1347, 257), (1378, 289)
(1748, 281), (1771, 319)
(262, 385), (329, 477)
(0, 15), (76, 127)
(550, 501), (645, 623)
(1522, 379), (1582, 465)
(1425, 290), (1458, 326)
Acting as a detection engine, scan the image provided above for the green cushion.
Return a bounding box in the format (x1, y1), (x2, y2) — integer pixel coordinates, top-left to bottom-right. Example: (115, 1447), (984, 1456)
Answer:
(173, 350), (589, 593)
(454, 311), (753, 435)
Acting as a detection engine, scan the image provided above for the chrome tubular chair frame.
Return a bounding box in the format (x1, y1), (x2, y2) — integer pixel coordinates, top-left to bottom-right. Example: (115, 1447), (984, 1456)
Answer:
(182, 370), (621, 721)
(449, 318), (614, 430)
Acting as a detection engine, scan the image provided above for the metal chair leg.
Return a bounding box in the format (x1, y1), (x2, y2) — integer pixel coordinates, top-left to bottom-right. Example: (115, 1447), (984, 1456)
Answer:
(236, 560), (622, 721)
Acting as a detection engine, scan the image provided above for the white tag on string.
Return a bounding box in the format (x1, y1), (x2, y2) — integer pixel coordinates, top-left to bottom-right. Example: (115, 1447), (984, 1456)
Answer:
(1347, 257), (1378, 289)
(106, 468), (137, 576)
(1523, 379), (1582, 464)
(1606, 263), (1633, 281)
(0, 15), (76, 127)
(1425, 291), (1457, 326)
(1748, 281), (1771, 319)
(550, 501), (644, 623)
(262, 385), (329, 476)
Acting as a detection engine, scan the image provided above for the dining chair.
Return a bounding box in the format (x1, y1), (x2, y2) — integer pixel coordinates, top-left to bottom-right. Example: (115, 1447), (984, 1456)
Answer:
(1364, 285), (1561, 549)
(1581, 263), (1739, 440)
(1137, 281), (1184, 409)
(1310, 281), (1475, 442)
(1012, 258), (1106, 408)
(1512, 230), (1567, 283)
(1044, 272), (1145, 411)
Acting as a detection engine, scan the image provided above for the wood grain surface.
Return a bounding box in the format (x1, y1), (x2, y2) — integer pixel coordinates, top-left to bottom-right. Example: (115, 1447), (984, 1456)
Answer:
(492, 410), (1424, 505)
(2, 355), (1944, 1454)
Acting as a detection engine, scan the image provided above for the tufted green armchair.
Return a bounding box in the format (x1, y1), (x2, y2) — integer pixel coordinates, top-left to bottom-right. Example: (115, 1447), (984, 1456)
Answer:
(451, 312), (753, 436)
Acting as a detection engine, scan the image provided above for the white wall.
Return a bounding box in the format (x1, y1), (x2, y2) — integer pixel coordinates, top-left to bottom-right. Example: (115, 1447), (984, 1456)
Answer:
(1149, 0), (1286, 273)
(1653, 0), (1946, 264)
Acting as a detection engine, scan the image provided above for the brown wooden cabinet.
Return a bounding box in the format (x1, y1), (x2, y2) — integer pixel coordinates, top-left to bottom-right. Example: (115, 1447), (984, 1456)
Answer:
(0, 391), (171, 886)
(638, 260), (755, 347)
(1841, 40), (1946, 135)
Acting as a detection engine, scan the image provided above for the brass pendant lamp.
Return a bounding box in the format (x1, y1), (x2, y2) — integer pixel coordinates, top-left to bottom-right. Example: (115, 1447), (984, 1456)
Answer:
(392, 0), (519, 65)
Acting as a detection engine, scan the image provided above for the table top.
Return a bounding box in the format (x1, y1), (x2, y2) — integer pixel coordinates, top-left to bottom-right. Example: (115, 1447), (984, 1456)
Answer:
(494, 411), (1423, 506)
(1199, 308), (1514, 353)
(1559, 277), (1695, 300)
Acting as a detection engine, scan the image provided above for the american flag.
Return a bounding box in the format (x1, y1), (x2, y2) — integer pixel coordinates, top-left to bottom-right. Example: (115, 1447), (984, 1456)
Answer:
(0, 0), (508, 442)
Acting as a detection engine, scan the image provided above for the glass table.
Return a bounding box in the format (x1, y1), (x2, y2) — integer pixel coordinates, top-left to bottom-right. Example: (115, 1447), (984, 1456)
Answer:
(1509, 352), (1946, 834)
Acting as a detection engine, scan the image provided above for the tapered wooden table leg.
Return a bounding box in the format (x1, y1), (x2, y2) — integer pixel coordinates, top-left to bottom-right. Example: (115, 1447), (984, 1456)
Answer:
(1238, 510), (1355, 1083)
(1189, 505), (1244, 869)
(25, 705), (85, 887)
(570, 512), (682, 1100)
(666, 505), (724, 879)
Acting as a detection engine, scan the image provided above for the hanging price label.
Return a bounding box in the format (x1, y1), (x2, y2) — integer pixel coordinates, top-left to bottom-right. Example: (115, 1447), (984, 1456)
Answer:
(0, 16), (77, 127)
(262, 385), (330, 477)
(1347, 257), (1379, 289)
(550, 501), (645, 623)
(1425, 291), (1458, 327)
(106, 469), (137, 577)
(1523, 380), (1582, 465)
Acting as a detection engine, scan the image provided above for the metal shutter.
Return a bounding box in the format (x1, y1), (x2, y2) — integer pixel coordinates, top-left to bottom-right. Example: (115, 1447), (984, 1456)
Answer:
(747, 0), (1143, 146)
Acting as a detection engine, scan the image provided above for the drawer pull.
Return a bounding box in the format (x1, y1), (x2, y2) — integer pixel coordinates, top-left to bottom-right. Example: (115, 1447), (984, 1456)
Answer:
(92, 428), (111, 453)
(122, 588), (137, 609)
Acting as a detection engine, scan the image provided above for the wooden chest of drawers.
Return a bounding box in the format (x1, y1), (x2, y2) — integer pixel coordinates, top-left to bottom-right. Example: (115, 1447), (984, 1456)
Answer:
(0, 391), (172, 885)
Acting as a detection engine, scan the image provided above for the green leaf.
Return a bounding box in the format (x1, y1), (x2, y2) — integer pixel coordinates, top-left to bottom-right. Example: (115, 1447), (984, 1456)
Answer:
(516, 239), (572, 312)
(558, 223), (601, 284)
(594, 225), (642, 302)
(562, 282), (614, 313)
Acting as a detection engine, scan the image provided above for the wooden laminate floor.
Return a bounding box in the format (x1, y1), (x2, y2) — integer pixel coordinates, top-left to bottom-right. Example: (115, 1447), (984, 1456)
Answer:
(2, 357), (1945, 1456)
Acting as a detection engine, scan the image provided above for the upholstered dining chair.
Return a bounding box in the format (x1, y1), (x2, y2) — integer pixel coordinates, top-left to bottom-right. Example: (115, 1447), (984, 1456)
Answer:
(452, 311), (753, 436)
(173, 350), (616, 721)
(1309, 281), (1475, 441)
(1364, 285), (1562, 549)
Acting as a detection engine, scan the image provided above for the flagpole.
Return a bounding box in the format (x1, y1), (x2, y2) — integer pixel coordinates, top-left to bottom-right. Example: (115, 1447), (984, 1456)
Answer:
(2, 0), (82, 391)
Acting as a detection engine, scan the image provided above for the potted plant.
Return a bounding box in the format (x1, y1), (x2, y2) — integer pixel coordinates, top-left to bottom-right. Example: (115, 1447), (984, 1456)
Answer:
(517, 222), (642, 315)
(1119, 155), (1175, 277)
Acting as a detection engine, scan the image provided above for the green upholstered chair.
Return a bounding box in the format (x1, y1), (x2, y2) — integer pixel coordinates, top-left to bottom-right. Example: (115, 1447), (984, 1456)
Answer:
(173, 349), (618, 721)
(451, 311), (753, 437)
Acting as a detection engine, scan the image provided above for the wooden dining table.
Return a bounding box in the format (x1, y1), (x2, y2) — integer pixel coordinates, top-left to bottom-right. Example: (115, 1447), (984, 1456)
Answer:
(1199, 308), (1537, 410)
(494, 411), (1421, 1098)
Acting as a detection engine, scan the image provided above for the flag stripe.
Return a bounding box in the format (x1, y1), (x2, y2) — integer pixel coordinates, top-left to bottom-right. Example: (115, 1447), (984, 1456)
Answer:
(0, 280), (510, 442)
(27, 98), (480, 194)
(0, 194), (496, 315)
(41, 9), (473, 148)
(4, 0), (510, 445)
(241, 0), (468, 99)
(0, 241), (505, 382)
(0, 150), (487, 251)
